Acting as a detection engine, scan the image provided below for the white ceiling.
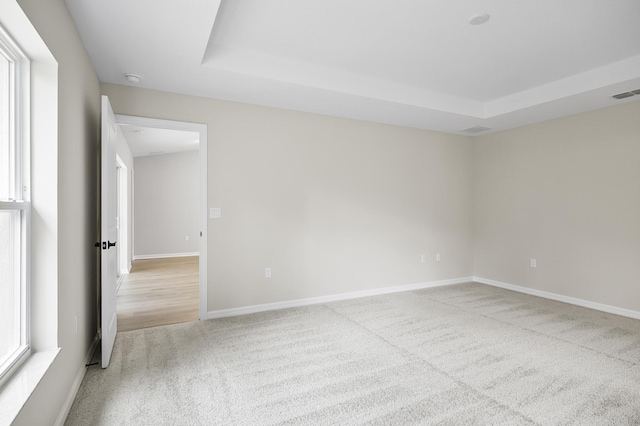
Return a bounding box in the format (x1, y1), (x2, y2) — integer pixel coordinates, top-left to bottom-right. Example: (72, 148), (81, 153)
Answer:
(119, 124), (199, 158)
(66, 0), (640, 135)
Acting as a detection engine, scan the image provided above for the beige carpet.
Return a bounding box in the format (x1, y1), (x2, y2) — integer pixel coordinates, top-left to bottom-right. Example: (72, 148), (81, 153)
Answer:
(66, 282), (640, 425)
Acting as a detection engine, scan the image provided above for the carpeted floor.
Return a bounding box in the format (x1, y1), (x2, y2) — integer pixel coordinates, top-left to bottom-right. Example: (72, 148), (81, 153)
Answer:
(66, 282), (640, 425)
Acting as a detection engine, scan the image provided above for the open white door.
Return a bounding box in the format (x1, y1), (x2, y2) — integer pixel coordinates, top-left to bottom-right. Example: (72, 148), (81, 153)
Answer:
(101, 95), (118, 368)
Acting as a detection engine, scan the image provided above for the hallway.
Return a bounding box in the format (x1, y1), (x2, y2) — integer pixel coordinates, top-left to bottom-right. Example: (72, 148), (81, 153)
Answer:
(117, 256), (199, 331)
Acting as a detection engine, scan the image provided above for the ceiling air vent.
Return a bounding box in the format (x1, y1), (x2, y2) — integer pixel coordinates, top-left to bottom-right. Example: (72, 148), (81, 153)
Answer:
(612, 89), (640, 100)
(462, 126), (491, 134)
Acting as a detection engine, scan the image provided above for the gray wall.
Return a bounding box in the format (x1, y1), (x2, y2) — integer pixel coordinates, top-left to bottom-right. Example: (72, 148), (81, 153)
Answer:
(474, 101), (640, 312)
(133, 150), (200, 257)
(103, 82), (640, 315)
(101, 83), (476, 311)
(14, 0), (100, 424)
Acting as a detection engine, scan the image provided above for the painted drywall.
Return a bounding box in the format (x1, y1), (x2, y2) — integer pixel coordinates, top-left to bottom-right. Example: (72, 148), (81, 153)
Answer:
(13, 0), (101, 424)
(101, 83), (475, 311)
(474, 101), (640, 312)
(133, 150), (200, 257)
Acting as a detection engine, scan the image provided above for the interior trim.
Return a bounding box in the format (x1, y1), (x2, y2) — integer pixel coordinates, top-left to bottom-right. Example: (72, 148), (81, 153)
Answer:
(54, 333), (99, 426)
(207, 276), (474, 319)
(133, 252), (200, 260)
(474, 276), (640, 320)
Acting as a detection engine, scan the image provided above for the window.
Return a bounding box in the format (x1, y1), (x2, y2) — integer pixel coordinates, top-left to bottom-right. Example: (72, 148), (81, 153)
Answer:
(0, 3), (58, 422)
(0, 24), (30, 387)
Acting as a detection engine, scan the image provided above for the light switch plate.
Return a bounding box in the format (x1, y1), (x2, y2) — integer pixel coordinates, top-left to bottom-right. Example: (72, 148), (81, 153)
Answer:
(210, 208), (221, 219)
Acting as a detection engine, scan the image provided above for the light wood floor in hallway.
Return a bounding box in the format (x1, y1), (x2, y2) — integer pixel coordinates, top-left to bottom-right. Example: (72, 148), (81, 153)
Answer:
(117, 256), (199, 332)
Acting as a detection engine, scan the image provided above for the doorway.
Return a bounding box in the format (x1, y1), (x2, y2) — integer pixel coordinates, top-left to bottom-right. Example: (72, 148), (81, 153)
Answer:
(114, 115), (208, 331)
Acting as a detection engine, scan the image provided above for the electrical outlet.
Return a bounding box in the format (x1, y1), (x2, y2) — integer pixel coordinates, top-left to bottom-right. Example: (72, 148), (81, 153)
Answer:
(530, 259), (537, 268)
(436, 253), (441, 262)
(421, 254), (426, 263)
(265, 267), (272, 278)
(185, 235), (189, 241)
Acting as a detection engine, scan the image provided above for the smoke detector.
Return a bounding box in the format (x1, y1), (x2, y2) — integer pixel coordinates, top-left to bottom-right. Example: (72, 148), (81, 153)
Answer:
(469, 14), (490, 25)
(124, 73), (142, 83)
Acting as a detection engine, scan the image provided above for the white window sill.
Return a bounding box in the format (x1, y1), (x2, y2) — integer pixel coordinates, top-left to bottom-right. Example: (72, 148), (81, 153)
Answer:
(0, 348), (60, 425)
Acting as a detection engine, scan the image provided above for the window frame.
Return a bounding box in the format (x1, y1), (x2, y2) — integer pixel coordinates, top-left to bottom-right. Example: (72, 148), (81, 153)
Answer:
(0, 23), (31, 389)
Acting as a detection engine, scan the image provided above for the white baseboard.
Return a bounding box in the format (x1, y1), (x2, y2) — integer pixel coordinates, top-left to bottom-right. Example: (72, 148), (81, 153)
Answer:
(134, 252), (199, 260)
(473, 276), (640, 321)
(207, 276), (474, 320)
(54, 333), (99, 426)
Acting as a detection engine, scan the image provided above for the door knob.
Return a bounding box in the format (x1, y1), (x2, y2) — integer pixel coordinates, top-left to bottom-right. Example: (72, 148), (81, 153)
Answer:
(107, 241), (117, 249)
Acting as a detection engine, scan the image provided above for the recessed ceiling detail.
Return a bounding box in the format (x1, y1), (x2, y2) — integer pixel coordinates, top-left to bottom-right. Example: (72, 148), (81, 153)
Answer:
(66, 0), (640, 135)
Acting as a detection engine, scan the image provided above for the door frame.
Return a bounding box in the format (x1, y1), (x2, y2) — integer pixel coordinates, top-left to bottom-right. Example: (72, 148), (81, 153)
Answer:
(115, 114), (208, 320)
(115, 154), (129, 288)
